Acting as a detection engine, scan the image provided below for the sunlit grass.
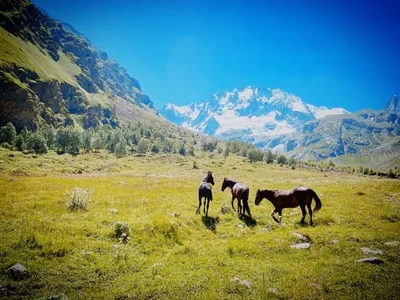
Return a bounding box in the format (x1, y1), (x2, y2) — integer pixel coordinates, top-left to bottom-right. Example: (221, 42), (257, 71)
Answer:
(0, 148), (399, 299)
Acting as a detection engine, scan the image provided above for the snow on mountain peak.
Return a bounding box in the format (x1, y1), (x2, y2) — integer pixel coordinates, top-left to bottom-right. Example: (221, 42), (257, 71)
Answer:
(159, 86), (349, 150)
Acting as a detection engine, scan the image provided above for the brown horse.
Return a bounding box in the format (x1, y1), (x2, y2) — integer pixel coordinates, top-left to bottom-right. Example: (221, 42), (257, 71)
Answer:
(255, 187), (322, 225)
(196, 171), (215, 217)
(221, 178), (251, 217)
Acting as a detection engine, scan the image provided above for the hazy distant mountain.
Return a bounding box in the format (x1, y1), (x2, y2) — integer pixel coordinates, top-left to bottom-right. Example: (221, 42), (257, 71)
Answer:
(160, 86), (400, 169)
(160, 86), (349, 147)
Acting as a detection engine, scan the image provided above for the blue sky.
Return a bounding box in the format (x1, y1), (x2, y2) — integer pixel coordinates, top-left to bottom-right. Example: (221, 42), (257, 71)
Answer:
(33, 0), (400, 111)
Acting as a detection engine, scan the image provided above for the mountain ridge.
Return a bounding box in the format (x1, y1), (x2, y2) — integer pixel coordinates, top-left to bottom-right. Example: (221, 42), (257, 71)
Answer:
(0, 0), (155, 132)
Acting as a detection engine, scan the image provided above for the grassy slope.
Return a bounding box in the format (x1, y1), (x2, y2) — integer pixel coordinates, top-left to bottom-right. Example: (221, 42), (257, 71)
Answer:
(0, 27), (114, 112)
(0, 149), (399, 299)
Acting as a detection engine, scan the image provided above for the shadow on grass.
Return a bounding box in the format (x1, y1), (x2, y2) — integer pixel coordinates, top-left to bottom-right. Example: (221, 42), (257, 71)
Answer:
(202, 216), (218, 232)
(239, 215), (257, 228)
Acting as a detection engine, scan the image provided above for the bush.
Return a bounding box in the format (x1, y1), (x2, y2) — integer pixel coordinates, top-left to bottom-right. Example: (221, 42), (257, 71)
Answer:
(66, 187), (93, 211)
(114, 221), (130, 243)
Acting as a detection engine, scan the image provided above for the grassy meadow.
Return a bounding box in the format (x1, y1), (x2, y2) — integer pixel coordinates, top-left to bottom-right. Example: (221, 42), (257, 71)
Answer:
(0, 149), (399, 299)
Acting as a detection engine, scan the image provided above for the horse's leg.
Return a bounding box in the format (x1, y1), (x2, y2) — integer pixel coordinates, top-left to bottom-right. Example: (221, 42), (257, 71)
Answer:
(196, 196), (202, 214)
(271, 208), (280, 223)
(231, 196), (236, 211)
(307, 203), (313, 225)
(203, 198), (207, 215)
(300, 205), (307, 224)
(238, 199), (242, 215)
(206, 198), (210, 217)
(244, 199), (251, 218)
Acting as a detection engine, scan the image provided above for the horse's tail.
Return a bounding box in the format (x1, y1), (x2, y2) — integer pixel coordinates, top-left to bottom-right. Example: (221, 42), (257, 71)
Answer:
(311, 189), (322, 213)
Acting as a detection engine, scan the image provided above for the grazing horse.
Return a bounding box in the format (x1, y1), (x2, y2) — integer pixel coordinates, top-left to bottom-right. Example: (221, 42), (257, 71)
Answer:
(196, 171), (215, 217)
(221, 178), (251, 217)
(254, 187), (322, 225)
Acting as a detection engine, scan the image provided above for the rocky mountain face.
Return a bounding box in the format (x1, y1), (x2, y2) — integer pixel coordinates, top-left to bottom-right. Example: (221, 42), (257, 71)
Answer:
(384, 95), (399, 114)
(160, 87), (400, 167)
(160, 86), (349, 148)
(0, 0), (154, 131)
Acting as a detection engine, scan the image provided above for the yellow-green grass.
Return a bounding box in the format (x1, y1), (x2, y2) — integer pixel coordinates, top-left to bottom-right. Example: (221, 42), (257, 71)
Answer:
(0, 149), (399, 299)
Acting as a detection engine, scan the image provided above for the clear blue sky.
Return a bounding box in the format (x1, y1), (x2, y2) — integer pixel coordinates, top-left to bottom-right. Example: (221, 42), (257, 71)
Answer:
(33, 0), (400, 111)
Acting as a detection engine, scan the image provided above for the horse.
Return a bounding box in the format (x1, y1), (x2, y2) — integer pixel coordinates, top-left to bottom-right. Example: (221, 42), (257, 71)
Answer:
(254, 187), (322, 225)
(196, 171), (215, 217)
(221, 178), (251, 217)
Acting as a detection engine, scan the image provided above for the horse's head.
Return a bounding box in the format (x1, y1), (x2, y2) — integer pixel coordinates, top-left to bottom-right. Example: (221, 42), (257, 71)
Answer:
(255, 189), (263, 205)
(204, 171), (215, 185)
(221, 178), (227, 191)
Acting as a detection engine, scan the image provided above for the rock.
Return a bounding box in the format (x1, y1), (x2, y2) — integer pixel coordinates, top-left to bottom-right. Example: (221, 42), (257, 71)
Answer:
(150, 262), (162, 270)
(236, 224), (244, 228)
(268, 288), (278, 294)
(291, 243), (311, 249)
(41, 293), (69, 300)
(7, 263), (28, 280)
(232, 277), (252, 288)
(110, 208), (118, 214)
(360, 248), (383, 255)
(293, 232), (311, 243)
(385, 241), (400, 247)
(331, 239), (339, 244)
(112, 244), (119, 249)
(170, 212), (180, 217)
(356, 257), (384, 264)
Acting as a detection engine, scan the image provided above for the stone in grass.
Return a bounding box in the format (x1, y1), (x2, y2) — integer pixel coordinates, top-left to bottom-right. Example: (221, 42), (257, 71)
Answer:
(232, 277), (252, 289)
(291, 243), (311, 249)
(360, 248), (383, 255)
(293, 232), (311, 243)
(268, 288), (278, 294)
(356, 257), (384, 265)
(110, 208), (118, 214)
(170, 212), (180, 217)
(331, 239), (339, 244)
(7, 263), (28, 280)
(385, 241), (400, 247)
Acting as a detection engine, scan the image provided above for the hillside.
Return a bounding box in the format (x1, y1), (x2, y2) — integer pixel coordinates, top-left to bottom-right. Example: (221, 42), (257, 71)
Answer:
(0, 0), (157, 132)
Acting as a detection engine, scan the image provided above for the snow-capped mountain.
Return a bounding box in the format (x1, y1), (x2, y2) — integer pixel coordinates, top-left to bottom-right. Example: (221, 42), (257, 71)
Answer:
(160, 86), (349, 150)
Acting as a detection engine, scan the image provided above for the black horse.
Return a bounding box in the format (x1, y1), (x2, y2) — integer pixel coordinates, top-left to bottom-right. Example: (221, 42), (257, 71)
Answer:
(221, 178), (251, 217)
(196, 171), (215, 217)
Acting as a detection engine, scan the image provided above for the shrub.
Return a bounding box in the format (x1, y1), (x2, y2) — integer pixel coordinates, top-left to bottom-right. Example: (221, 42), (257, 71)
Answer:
(66, 187), (93, 211)
(114, 221), (130, 243)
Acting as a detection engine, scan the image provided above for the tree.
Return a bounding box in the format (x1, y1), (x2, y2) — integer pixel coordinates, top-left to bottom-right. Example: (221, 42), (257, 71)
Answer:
(27, 133), (48, 154)
(0, 122), (16, 145)
(187, 144), (195, 156)
(223, 146), (229, 158)
(288, 156), (296, 166)
(264, 150), (275, 164)
(69, 128), (81, 154)
(15, 135), (25, 151)
(114, 139), (127, 158)
(137, 138), (148, 154)
(277, 154), (287, 165)
(178, 144), (186, 156)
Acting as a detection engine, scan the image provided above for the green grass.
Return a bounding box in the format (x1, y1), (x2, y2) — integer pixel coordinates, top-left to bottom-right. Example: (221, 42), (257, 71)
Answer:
(0, 148), (399, 299)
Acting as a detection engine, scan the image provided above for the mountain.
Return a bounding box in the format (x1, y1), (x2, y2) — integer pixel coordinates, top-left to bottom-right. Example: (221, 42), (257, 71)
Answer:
(285, 110), (400, 159)
(384, 95), (400, 114)
(160, 86), (400, 169)
(160, 86), (349, 148)
(0, 0), (155, 132)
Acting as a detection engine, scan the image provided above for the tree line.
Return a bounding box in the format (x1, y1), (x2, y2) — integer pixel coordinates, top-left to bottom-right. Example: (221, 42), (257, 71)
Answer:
(0, 122), (398, 177)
